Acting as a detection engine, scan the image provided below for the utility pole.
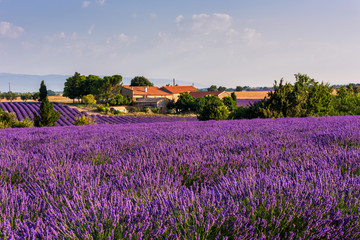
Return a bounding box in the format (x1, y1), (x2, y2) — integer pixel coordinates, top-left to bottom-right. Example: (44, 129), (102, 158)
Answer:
(9, 80), (12, 102)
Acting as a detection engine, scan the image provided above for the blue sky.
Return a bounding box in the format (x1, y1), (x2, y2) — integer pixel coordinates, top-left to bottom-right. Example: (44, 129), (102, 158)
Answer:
(0, 0), (359, 87)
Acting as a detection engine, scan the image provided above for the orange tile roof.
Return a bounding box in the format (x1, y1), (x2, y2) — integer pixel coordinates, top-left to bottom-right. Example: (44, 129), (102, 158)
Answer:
(122, 85), (171, 96)
(189, 91), (225, 98)
(161, 86), (198, 94)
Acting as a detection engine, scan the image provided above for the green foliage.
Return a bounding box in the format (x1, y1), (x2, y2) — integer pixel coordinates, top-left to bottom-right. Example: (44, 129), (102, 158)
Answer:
(0, 110), (33, 129)
(236, 86), (243, 91)
(152, 107), (159, 113)
(82, 94), (96, 106)
(222, 96), (237, 112)
(4, 91), (17, 101)
(130, 76), (153, 86)
(0, 93), (4, 100)
(218, 86), (226, 91)
(231, 92), (237, 101)
(34, 96), (61, 127)
(47, 90), (57, 96)
(129, 106), (138, 113)
(207, 85), (217, 91)
(166, 100), (176, 111)
(20, 92), (33, 102)
(74, 115), (93, 126)
(144, 107), (150, 113)
(333, 85), (360, 115)
(39, 80), (47, 102)
(232, 73), (335, 119)
(63, 72), (86, 101)
(175, 92), (195, 113)
(107, 94), (132, 106)
(96, 104), (110, 114)
(198, 95), (229, 121)
(64, 72), (123, 104)
(32, 92), (40, 101)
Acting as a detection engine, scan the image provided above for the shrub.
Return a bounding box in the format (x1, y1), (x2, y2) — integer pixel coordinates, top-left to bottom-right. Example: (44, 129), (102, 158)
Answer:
(198, 95), (229, 121)
(74, 115), (93, 126)
(0, 110), (33, 129)
(152, 107), (159, 113)
(144, 107), (150, 113)
(129, 107), (138, 113)
(96, 104), (110, 114)
(82, 94), (96, 106)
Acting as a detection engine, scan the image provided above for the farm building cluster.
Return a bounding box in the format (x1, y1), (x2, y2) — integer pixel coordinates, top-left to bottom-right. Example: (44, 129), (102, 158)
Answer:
(120, 85), (231, 113)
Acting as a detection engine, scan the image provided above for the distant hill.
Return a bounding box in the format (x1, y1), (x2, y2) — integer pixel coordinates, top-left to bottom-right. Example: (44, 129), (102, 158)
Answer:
(0, 73), (206, 93)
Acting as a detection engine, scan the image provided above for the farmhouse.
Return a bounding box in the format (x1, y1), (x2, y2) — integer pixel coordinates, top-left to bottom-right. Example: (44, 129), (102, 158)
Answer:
(121, 85), (172, 100)
(189, 91), (231, 99)
(121, 85), (198, 101)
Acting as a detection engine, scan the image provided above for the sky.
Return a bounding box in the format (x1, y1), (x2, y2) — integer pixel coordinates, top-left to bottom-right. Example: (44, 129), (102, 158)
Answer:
(0, 0), (359, 87)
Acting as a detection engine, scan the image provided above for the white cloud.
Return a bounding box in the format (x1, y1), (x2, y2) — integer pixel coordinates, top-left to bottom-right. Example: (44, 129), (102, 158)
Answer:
(45, 32), (66, 42)
(243, 28), (262, 44)
(82, 1), (90, 8)
(88, 25), (95, 35)
(0, 22), (24, 39)
(176, 15), (184, 23)
(190, 13), (232, 34)
(106, 33), (137, 46)
(97, 0), (105, 5)
(150, 13), (157, 19)
(71, 32), (78, 40)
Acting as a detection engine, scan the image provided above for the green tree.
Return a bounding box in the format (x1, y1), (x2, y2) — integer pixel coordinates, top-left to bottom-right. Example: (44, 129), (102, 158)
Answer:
(63, 72), (86, 102)
(130, 76), (153, 86)
(231, 92), (237, 101)
(33, 96), (61, 127)
(175, 92), (195, 113)
(222, 96), (237, 112)
(218, 86), (227, 91)
(236, 86), (243, 91)
(231, 73), (335, 119)
(39, 80), (47, 101)
(47, 90), (57, 96)
(4, 92), (17, 101)
(198, 95), (229, 121)
(208, 85), (217, 91)
(32, 92), (40, 101)
(20, 93), (33, 102)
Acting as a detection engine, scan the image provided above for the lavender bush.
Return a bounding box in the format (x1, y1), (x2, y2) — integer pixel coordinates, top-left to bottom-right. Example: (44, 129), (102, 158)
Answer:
(0, 116), (360, 239)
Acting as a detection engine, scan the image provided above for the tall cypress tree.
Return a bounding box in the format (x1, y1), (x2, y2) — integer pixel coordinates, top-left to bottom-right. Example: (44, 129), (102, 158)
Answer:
(34, 96), (61, 127)
(34, 81), (60, 127)
(39, 80), (47, 102)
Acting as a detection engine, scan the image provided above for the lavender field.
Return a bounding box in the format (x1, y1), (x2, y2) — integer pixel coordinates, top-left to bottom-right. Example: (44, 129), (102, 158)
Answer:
(0, 102), (196, 126)
(1, 116), (360, 239)
(236, 99), (260, 107)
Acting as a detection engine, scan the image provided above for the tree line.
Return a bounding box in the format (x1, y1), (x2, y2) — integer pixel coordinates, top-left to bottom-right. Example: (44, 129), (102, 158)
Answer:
(168, 73), (360, 121)
(231, 74), (360, 119)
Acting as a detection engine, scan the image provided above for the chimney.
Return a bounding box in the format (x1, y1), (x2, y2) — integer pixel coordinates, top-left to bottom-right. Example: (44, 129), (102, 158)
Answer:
(173, 78), (175, 86)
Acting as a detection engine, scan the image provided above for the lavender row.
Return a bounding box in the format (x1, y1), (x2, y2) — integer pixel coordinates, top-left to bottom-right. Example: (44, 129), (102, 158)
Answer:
(0, 102), (197, 126)
(236, 99), (260, 106)
(1, 116), (360, 238)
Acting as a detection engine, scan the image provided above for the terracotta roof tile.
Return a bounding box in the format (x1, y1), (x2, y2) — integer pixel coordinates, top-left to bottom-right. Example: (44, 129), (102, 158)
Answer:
(122, 85), (171, 96)
(161, 86), (198, 94)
